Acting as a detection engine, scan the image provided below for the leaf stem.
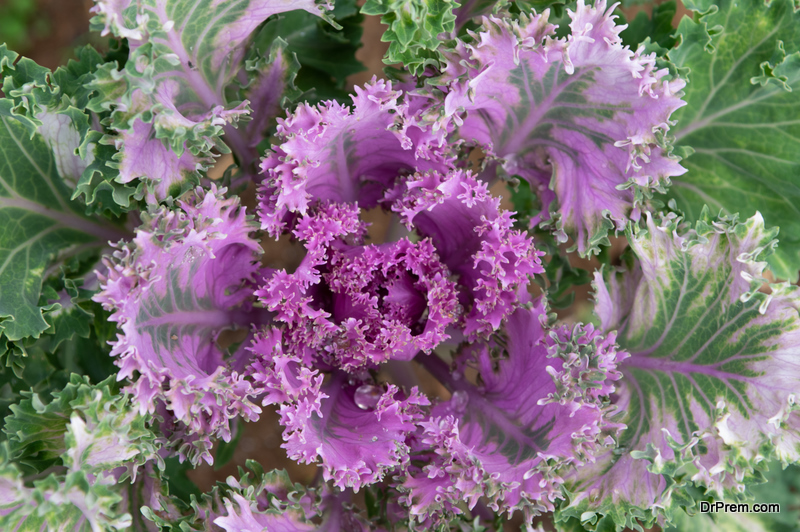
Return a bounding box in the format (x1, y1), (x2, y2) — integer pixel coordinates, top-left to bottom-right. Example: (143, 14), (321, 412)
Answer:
(415, 352), (455, 391)
(384, 360), (421, 391)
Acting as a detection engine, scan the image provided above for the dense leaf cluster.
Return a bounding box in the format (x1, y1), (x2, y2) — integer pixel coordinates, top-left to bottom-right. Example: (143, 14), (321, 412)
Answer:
(1, 0), (799, 530)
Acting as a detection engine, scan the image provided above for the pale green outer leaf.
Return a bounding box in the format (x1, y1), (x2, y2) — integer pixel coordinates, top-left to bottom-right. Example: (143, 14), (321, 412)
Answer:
(665, 460), (800, 532)
(362, 0), (458, 75)
(0, 376), (160, 532)
(560, 210), (800, 531)
(0, 102), (130, 342)
(5, 374), (158, 475)
(5, 382), (79, 473)
(667, 0), (800, 280)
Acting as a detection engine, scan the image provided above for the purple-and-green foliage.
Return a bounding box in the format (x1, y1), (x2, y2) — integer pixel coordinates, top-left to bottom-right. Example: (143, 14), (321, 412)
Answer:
(560, 210), (800, 529)
(426, 0), (686, 254)
(402, 300), (624, 525)
(94, 186), (265, 463)
(1, 0), (799, 530)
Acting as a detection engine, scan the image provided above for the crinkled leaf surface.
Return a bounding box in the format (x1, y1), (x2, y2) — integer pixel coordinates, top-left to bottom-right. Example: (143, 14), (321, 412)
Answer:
(0, 102), (128, 343)
(362, 0), (458, 75)
(250, 324), (429, 493)
(0, 375), (159, 532)
(2, 44), (141, 217)
(560, 211), (800, 530)
(253, 0), (364, 104)
(236, 39), (302, 157)
(389, 169), (544, 337)
(435, 2), (686, 254)
(94, 188), (264, 460)
(3, 374), (112, 475)
(405, 302), (623, 525)
(665, 461), (800, 531)
(3, 374), (156, 476)
(281, 376), (428, 491)
(261, 235), (461, 369)
(259, 79), (449, 236)
(0, 45), (54, 120)
(144, 462), (374, 531)
(1, 255), (102, 379)
(37, 278), (94, 354)
(667, 0), (800, 280)
(87, 0), (333, 207)
(0, 459), (165, 532)
(0, 300), (118, 411)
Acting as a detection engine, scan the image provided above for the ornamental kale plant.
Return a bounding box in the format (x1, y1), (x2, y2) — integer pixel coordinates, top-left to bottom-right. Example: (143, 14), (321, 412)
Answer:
(1, 0), (800, 530)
